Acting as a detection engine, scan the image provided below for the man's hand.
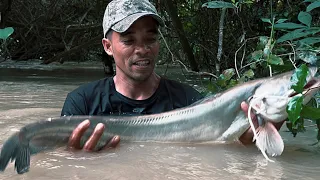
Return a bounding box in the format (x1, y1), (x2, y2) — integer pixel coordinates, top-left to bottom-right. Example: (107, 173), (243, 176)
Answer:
(68, 120), (120, 151)
(239, 102), (284, 145)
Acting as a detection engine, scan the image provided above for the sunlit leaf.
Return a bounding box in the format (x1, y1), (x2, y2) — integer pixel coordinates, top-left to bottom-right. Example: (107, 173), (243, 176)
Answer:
(257, 36), (269, 49)
(263, 40), (273, 56)
(297, 51), (318, 64)
(290, 64), (309, 93)
(267, 54), (284, 65)
(261, 18), (271, 24)
(222, 68), (235, 81)
(216, 74), (227, 87)
(0, 27), (14, 40)
(207, 82), (219, 93)
(276, 18), (288, 24)
(306, 1), (320, 12)
(202, 1), (235, 9)
(227, 79), (238, 88)
(250, 50), (263, 61)
(301, 105), (320, 120)
(274, 23), (306, 29)
(286, 94), (304, 124)
(298, 11), (312, 27)
(243, 69), (254, 78)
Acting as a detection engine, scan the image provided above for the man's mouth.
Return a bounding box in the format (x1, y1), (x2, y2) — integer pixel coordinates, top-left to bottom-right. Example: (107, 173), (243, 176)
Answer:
(133, 60), (150, 66)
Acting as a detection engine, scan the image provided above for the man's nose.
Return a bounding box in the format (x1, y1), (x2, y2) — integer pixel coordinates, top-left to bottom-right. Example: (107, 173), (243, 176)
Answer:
(135, 43), (151, 55)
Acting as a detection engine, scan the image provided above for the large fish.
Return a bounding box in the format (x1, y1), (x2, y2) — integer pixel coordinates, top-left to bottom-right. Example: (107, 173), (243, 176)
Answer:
(0, 67), (319, 174)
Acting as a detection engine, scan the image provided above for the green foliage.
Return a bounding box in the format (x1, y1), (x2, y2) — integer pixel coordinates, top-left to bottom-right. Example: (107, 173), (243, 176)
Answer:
(286, 64), (320, 138)
(306, 1), (320, 12)
(290, 64), (309, 93)
(0, 27), (15, 60)
(202, 1), (235, 9)
(287, 94), (304, 125)
(257, 0), (320, 71)
(274, 1), (320, 46)
(0, 27), (14, 41)
(301, 105), (320, 120)
(273, 23), (306, 29)
(298, 11), (312, 27)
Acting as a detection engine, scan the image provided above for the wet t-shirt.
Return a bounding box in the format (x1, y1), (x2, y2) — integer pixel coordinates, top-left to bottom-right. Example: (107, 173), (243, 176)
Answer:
(61, 77), (203, 116)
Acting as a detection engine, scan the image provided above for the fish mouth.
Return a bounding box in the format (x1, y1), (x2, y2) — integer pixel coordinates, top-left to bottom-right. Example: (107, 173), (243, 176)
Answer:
(289, 78), (320, 97)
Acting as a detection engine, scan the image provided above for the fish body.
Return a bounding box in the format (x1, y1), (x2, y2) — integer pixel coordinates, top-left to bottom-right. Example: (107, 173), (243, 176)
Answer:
(0, 67), (319, 174)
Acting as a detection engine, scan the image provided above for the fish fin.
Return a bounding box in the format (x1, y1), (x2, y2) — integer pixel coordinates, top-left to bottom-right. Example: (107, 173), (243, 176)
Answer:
(0, 133), (31, 174)
(255, 122), (284, 158)
(0, 134), (20, 172)
(15, 145), (31, 174)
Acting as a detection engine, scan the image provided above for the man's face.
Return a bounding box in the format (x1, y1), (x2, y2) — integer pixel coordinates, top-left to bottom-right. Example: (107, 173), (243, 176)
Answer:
(103, 16), (160, 82)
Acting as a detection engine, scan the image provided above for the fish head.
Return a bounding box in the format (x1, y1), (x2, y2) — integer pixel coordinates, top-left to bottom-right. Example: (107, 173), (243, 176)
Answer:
(249, 67), (320, 123)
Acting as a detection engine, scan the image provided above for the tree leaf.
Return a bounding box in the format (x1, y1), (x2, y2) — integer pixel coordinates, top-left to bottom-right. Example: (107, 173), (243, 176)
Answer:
(290, 64), (309, 93)
(257, 36), (269, 50)
(286, 94), (304, 124)
(298, 11), (312, 27)
(250, 50), (263, 62)
(277, 28), (320, 43)
(243, 69), (254, 78)
(301, 105), (320, 120)
(297, 51), (318, 64)
(222, 68), (235, 81)
(297, 37), (320, 45)
(202, 1), (235, 9)
(303, 0), (318, 2)
(216, 74), (227, 87)
(261, 18), (271, 24)
(306, 1), (320, 12)
(274, 22), (306, 29)
(267, 54), (284, 65)
(0, 27), (14, 40)
(276, 18), (288, 24)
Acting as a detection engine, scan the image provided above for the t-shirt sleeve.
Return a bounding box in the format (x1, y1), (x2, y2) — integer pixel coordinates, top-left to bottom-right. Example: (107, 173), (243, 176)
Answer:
(61, 92), (87, 116)
(161, 78), (204, 108)
(185, 86), (204, 105)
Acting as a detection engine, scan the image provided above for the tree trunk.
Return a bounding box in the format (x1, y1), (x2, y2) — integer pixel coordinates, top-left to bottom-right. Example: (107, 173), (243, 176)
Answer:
(163, 0), (199, 72)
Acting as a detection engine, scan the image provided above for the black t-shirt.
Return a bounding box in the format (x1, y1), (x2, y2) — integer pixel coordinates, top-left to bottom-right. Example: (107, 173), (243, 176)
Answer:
(61, 77), (203, 116)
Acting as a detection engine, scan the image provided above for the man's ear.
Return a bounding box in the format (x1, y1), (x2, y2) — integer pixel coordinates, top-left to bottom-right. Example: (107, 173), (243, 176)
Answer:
(102, 38), (113, 56)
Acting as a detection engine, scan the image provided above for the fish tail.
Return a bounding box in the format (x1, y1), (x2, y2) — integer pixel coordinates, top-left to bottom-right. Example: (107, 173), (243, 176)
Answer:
(0, 132), (31, 174)
(15, 144), (30, 174)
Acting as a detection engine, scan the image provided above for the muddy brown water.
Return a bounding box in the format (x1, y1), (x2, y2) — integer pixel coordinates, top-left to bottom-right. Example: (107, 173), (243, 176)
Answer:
(0, 61), (319, 180)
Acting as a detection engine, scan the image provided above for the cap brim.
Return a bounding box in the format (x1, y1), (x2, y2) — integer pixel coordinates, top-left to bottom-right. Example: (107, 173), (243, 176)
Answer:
(111, 13), (164, 33)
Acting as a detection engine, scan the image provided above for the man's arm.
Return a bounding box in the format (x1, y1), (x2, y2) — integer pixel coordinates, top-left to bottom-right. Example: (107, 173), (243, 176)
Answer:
(61, 93), (87, 116)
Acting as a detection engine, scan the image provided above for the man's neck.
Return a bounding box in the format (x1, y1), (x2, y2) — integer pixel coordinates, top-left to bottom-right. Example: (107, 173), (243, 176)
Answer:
(113, 72), (161, 100)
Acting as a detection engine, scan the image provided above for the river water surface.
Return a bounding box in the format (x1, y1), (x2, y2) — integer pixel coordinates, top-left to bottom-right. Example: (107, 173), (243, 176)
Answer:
(0, 61), (319, 180)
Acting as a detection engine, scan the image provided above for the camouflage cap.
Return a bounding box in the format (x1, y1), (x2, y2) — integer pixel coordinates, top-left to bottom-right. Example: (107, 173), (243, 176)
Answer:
(103, 0), (164, 36)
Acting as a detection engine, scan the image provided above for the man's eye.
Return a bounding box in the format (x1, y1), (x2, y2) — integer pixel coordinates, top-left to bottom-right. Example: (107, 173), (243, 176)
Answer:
(146, 38), (157, 44)
(122, 39), (133, 45)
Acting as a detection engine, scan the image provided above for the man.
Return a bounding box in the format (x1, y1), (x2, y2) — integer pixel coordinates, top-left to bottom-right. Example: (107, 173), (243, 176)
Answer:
(61, 0), (283, 151)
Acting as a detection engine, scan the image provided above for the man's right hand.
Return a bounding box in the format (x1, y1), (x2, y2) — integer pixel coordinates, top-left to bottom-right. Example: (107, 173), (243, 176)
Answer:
(68, 120), (120, 151)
